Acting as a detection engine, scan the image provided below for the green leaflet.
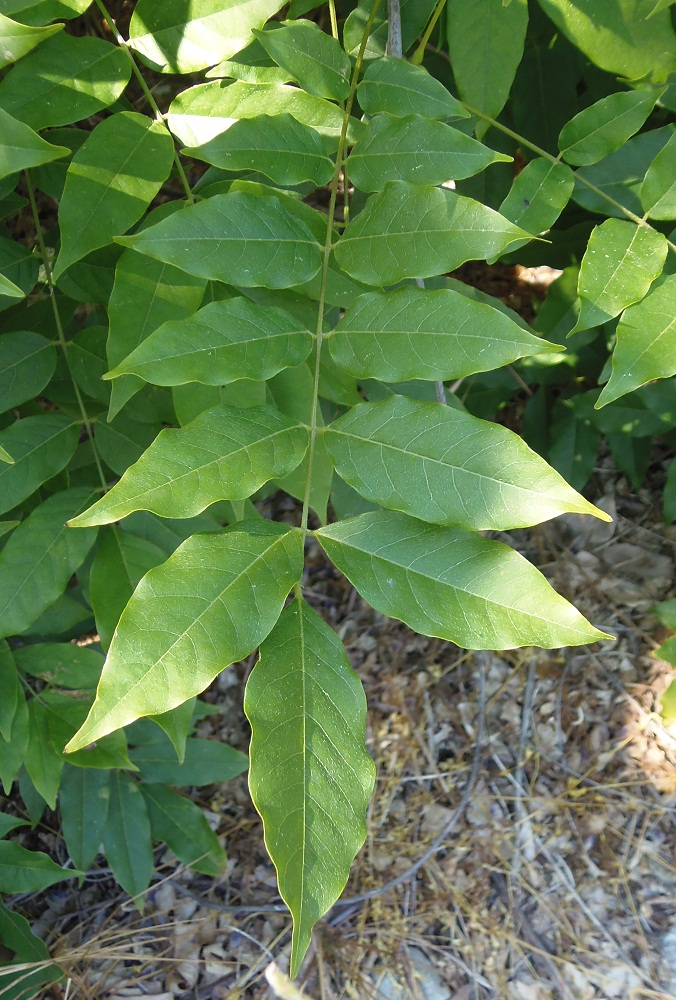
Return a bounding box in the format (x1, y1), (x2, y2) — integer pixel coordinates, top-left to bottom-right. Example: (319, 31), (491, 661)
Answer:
(536, 0), (676, 83)
(0, 236), (38, 309)
(95, 414), (162, 476)
(59, 765), (111, 871)
(0, 643), (19, 742)
(348, 114), (511, 192)
(206, 38), (293, 83)
(186, 114), (333, 187)
(1, 0), (92, 24)
(245, 598), (375, 978)
(0, 332), (56, 414)
(0, 108), (68, 182)
(54, 114), (174, 280)
(65, 522), (303, 750)
(0, 272), (24, 300)
(0, 414), (78, 515)
(0, 33), (130, 130)
(597, 274), (676, 406)
(167, 80), (349, 147)
(14, 643), (103, 689)
(316, 510), (610, 649)
(325, 395), (610, 530)
(89, 527), (167, 650)
(129, 733), (248, 785)
(0, 489), (98, 641)
(0, 692), (28, 794)
(640, 131), (676, 219)
(117, 190), (323, 289)
(356, 57), (469, 121)
(558, 90), (661, 166)
(69, 404), (309, 525)
(335, 181), (530, 286)
(0, 12), (62, 68)
(129, 0), (285, 74)
(254, 21), (351, 101)
(102, 772), (153, 901)
(106, 245), (206, 420)
(328, 285), (555, 381)
(142, 783), (227, 876)
(41, 693), (135, 771)
(0, 842), (81, 893)
(108, 297), (313, 387)
(498, 159), (575, 238)
(573, 219), (668, 334)
(24, 701), (63, 809)
(0, 900), (60, 1000)
(447, 0), (528, 129)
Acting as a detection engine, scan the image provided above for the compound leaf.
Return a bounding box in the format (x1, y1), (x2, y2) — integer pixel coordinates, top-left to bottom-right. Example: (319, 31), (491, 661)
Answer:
(325, 395), (610, 530)
(117, 190), (322, 289)
(245, 598), (375, 978)
(316, 510), (610, 649)
(69, 404), (309, 526)
(65, 522), (303, 750)
(108, 298), (313, 387)
(573, 219), (667, 333)
(329, 284), (554, 381)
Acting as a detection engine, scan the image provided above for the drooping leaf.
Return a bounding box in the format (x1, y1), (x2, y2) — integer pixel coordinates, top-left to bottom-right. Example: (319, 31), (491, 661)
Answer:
(0, 489), (98, 640)
(254, 21), (351, 101)
(53, 114), (174, 279)
(316, 510), (610, 648)
(186, 114), (332, 187)
(640, 130), (676, 219)
(498, 159), (575, 240)
(548, 404), (601, 491)
(245, 598), (375, 978)
(597, 274), (676, 406)
(573, 219), (667, 333)
(558, 89), (661, 166)
(129, 0), (285, 74)
(0, 33), (130, 130)
(107, 246), (206, 420)
(14, 643), (103, 689)
(147, 699), (195, 763)
(129, 733), (248, 785)
(0, 842), (81, 893)
(535, 0), (676, 83)
(0, 415), (78, 516)
(167, 80), (348, 147)
(107, 298), (313, 387)
(348, 114), (511, 192)
(142, 784), (227, 876)
(0, 12), (62, 68)
(24, 701), (63, 808)
(0, 900), (60, 1000)
(89, 527), (166, 651)
(0, 332), (56, 415)
(325, 395), (610, 530)
(102, 771), (153, 903)
(0, 643), (18, 742)
(65, 522), (303, 750)
(335, 181), (530, 286)
(447, 0), (528, 128)
(69, 405), (309, 526)
(117, 190), (322, 289)
(0, 815), (27, 839)
(0, 109), (68, 182)
(0, 692), (28, 793)
(59, 765), (110, 871)
(329, 284), (554, 381)
(356, 57), (469, 121)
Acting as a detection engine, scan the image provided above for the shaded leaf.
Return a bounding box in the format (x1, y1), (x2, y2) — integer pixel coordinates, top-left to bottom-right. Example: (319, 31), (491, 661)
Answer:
(336, 181), (529, 286)
(102, 772), (153, 902)
(95, 413), (162, 476)
(129, 0), (285, 74)
(42, 693), (135, 770)
(206, 38), (293, 84)
(254, 21), (351, 101)
(325, 395), (608, 530)
(559, 89), (661, 166)
(24, 701), (62, 808)
(640, 130), (676, 219)
(14, 642), (103, 690)
(356, 57), (469, 121)
(0, 33), (130, 130)
(142, 784), (228, 876)
(130, 733), (248, 785)
(0, 12), (62, 68)
(664, 457), (676, 524)
(498, 159), (575, 240)
(0, 273), (24, 300)
(0, 643), (18, 742)
(0, 692), (28, 794)
(548, 405), (601, 491)
(0, 900), (60, 1000)
(0, 489), (98, 640)
(108, 297), (312, 387)
(597, 274), (676, 406)
(0, 415), (78, 516)
(59, 765), (110, 871)
(316, 510), (610, 648)
(54, 114), (174, 279)
(117, 190), (322, 289)
(573, 219), (667, 333)
(0, 842), (80, 893)
(329, 284), (554, 382)
(0, 108), (68, 181)
(348, 114), (511, 192)
(0, 333), (56, 415)
(65, 522), (303, 749)
(70, 404), (308, 525)
(245, 598), (374, 977)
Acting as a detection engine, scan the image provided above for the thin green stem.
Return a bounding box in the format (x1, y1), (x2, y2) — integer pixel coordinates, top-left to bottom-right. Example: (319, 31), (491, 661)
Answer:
(26, 172), (108, 492)
(92, 0), (194, 205)
(411, 0), (446, 65)
(459, 99), (676, 256)
(328, 0), (339, 40)
(299, 0), (383, 540)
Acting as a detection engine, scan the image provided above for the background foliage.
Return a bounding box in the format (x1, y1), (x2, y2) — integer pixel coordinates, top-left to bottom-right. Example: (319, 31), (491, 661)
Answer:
(0, 0), (674, 988)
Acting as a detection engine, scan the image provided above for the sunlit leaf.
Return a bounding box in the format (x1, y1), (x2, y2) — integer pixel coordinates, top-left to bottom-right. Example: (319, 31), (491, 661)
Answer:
(498, 158), (575, 239)
(0, 108), (68, 182)
(357, 57), (469, 121)
(0, 12), (62, 68)
(640, 130), (676, 219)
(254, 21), (351, 101)
(245, 597), (375, 978)
(558, 89), (661, 166)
